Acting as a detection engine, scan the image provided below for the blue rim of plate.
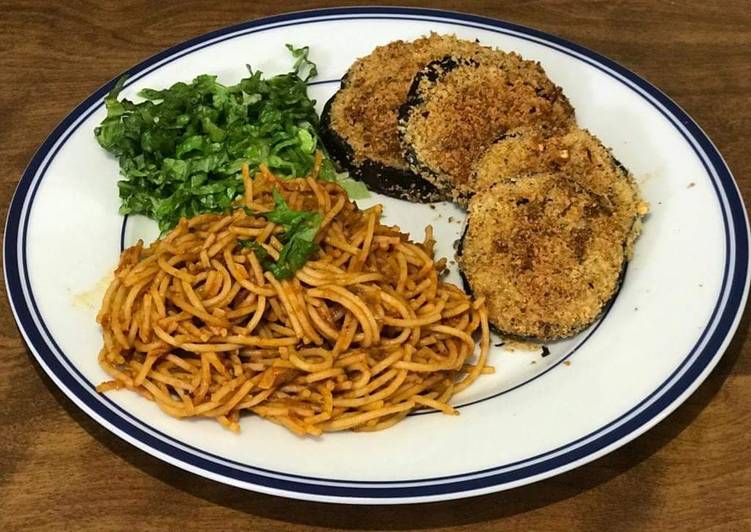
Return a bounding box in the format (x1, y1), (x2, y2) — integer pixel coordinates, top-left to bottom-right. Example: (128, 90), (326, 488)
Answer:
(4, 7), (749, 503)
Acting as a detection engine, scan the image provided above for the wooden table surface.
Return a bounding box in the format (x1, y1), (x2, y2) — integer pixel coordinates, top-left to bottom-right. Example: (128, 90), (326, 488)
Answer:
(1, 1), (749, 530)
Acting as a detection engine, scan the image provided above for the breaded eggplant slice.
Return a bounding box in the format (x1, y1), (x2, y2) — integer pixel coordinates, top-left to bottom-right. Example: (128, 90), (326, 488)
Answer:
(397, 57), (575, 200)
(470, 126), (648, 254)
(321, 33), (537, 202)
(320, 96), (443, 202)
(457, 173), (626, 341)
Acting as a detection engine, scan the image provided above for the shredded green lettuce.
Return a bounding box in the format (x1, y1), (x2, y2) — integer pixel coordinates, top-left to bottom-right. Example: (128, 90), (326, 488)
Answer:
(333, 174), (371, 199)
(95, 45), (367, 233)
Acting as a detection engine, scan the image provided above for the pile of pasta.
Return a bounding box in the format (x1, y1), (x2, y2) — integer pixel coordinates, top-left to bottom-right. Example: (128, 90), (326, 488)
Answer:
(97, 164), (491, 435)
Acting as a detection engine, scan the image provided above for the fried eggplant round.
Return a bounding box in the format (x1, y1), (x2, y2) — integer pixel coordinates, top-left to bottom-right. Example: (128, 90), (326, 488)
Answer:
(397, 57), (575, 200)
(457, 173), (626, 341)
(321, 34), (497, 202)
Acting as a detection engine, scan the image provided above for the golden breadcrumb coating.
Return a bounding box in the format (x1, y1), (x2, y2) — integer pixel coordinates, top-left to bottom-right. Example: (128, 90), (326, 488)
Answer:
(458, 173), (625, 340)
(470, 126), (648, 255)
(329, 34), (494, 170)
(399, 61), (574, 197)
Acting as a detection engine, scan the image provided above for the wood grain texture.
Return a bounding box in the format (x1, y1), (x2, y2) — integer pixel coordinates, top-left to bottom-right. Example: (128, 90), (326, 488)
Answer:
(1, 1), (749, 530)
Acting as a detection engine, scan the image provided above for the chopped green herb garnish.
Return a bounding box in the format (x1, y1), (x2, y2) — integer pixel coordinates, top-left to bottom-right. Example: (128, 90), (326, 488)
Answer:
(237, 239), (273, 268)
(265, 189), (319, 229)
(238, 190), (322, 279)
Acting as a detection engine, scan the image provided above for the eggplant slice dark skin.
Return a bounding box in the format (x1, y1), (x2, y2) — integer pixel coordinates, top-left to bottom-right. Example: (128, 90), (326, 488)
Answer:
(319, 91), (449, 203)
(397, 57), (475, 198)
(456, 174), (629, 342)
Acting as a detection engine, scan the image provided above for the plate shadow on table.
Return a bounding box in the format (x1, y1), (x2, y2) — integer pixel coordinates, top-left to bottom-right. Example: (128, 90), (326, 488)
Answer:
(29, 308), (749, 529)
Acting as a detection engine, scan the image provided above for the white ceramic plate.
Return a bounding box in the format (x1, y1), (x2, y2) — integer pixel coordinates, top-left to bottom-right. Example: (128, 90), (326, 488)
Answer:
(5, 7), (749, 504)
